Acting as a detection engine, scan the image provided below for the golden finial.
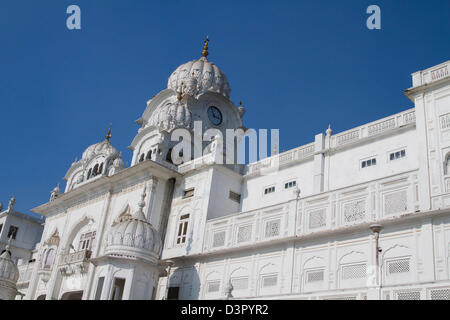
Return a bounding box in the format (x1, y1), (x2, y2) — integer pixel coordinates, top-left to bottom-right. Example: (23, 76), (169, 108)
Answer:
(201, 35), (209, 58)
(106, 123), (112, 141)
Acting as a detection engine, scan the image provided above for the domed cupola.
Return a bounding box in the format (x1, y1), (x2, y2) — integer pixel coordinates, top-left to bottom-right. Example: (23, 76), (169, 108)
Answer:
(167, 36), (231, 99)
(148, 92), (192, 132)
(81, 133), (119, 162)
(64, 128), (124, 192)
(0, 238), (19, 300)
(105, 187), (162, 264)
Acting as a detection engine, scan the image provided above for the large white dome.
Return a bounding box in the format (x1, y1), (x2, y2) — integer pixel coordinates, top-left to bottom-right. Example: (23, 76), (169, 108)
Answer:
(167, 56), (231, 99)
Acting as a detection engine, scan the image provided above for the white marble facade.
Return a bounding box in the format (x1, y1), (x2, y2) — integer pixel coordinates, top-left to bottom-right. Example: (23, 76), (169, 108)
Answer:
(9, 47), (450, 300)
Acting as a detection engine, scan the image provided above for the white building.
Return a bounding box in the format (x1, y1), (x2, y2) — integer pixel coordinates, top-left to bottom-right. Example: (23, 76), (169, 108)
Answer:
(0, 197), (43, 263)
(6, 39), (450, 300)
(0, 197), (44, 299)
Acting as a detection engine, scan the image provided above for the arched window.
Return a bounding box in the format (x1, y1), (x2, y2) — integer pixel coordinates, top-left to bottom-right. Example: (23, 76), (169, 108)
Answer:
(146, 150), (152, 160)
(139, 153), (145, 163)
(43, 248), (55, 269)
(166, 148), (173, 164)
(87, 168), (92, 180)
(98, 162), (104, 175)
(176, 214), (190, 245)
(445, 154), (450, 175)
(93, 164), (99, 177)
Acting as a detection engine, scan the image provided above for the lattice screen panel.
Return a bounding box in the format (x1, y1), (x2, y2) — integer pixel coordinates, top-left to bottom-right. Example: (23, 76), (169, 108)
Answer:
(396, 290), (420, 300)
(384, 190), (408, 215)
(430, 288), (450, 300)
(265, 219), (280, 238)
(231, 277), (249, 290)
(341, 263), (367, 280)
(309, 209), (326, 229)
(237, 225), (252, 243)
(343, 200), (366, 223)
(262, 275), (278, 287)
(387, 258), (410, 276)
(207, 281), (221, 293)
(324, 296), (357, 300)
(212, 231), (225, 248)
(306, 269), (324, 283)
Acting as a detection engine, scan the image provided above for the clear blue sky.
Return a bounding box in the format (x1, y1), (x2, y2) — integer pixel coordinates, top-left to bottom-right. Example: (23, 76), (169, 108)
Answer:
(0, 0), (449, 215)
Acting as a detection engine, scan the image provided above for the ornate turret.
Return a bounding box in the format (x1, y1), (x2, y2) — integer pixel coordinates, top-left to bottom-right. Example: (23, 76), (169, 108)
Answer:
(0, 237), (19, 300)
(64, 126), (123, 192)
(105, 187), (162, 264)
(50, 183), (61, 202)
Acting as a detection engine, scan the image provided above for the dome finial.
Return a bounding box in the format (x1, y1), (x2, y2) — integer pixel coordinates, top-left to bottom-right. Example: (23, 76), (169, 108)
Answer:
(106, 123), (112, 141)
(177, 82), (183, 101)
(201, 35), (209, 58)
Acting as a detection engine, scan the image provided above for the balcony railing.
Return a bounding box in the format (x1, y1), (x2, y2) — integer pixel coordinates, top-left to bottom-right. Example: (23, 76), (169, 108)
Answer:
(17, 262), (35, 283)
(59, 249), (91, 266)
(204, 169), (419, 253)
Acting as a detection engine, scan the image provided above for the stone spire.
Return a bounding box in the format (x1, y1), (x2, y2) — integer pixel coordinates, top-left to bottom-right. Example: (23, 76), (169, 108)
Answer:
(1, 236), (13, 258)
(326, 124), (333, 137)
(134, 186), (147, 221)
(7, 196), (15, 212)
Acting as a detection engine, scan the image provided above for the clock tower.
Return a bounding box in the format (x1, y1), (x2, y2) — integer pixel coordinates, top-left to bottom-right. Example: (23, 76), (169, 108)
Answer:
(129, 37), (246, 167)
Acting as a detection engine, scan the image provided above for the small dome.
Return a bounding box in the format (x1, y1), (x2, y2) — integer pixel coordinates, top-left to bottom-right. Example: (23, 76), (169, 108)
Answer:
(82, 139), (119, 162)
(0, 245), (19, 286)
(113, 157), (124, 168)
(168, 57), (231, 99)
(149, 100), (192, 131)
(105, 188), (162, 264)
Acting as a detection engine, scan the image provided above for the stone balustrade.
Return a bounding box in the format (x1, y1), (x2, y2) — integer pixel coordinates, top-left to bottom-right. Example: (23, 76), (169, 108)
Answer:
(59, 249), (91, 266)
(204, 169), (419, 254)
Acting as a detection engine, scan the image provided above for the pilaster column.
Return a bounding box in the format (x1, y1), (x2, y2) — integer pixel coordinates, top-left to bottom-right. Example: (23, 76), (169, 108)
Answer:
(144, 177), (159, 221)
(313, 133), (325, 194)
(414, 93), (432, 211)
(82, 190), (113, 299)
(45, 209), (71, 300)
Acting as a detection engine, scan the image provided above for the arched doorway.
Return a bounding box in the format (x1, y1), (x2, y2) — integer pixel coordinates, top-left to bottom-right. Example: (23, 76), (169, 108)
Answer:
(36, 294), (46, 300)
(60, 291), (83, 300)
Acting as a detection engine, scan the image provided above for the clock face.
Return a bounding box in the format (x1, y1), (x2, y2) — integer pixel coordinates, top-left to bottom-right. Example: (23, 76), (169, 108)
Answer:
(207, 106), (223, 126)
